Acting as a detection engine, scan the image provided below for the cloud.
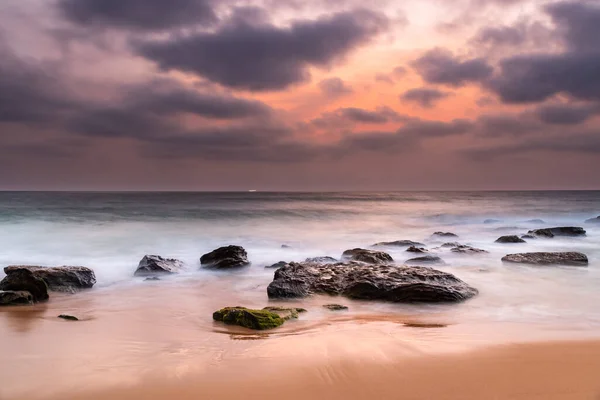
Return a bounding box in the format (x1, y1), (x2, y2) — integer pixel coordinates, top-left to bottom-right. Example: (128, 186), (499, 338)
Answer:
(375, 73), (394, 84)
(318, 77), (354, 97)
(545, 1), (600, 52)
(471, 24), (527, 47)
(534, 103), (600, 125)
(311, 106), (406, 128)
(134, 8), (388, 91)
(411, 48), (493, 87)
(58, 0), (218, 30)
(400, 87), (452, 108)
(476, 113), (541, 137)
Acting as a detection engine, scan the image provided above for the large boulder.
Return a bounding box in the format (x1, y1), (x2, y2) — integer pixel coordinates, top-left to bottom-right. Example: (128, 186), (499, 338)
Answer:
(372, 240), (425, 247)
(585, 216), (600, 224)
(495, 235), (526, 243)
(405, 255), (444, 264)
(267, 262), (477, 303)
(528, 227), (586, 238)
(0, 269), (48, 302)
(212, 306), (304, 330)
(4, 266), (96, 292)
(406, 246), (428, 253)
(200, 245), (250, 269)
(0, 290), (34, 306)
(501, 252), (588, 266)
(450, 245), (488, 254)
(134, 255), (184, 276)
(341, 248), (393, 264)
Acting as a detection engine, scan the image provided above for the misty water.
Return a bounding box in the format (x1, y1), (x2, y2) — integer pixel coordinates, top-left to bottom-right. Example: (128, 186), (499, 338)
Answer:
(1, 191), (599, 332)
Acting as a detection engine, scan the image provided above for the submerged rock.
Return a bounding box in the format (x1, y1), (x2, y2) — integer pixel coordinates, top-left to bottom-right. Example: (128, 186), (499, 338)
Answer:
(441, 242), (461, 248)
(525, 219), (545, 224)
(406, 246), (428, 253)
(58, 314), (79, 321)
(495, 235), (526, 243)
(484, 219), (502, 224)
(0, 290), (33, 306)
(372, 240), (425, 247)
(265, 261), (289, 269)
(305, 256), (338, 263)
(200, 245), (250, 269)
(521, 234), (536, 239)
(4, 265), (96, 292)
(281, 244), (292, 249)
(262, 306), (306, 319)
(267, 262), (477, 303)
(0, 269), (48, 302)
(144, 277), (161, 281)
(432, 232), (458, 238)
(212, 306), (301, 330)
(341, 248), (393, 264)
(406, 255), (445, 264)
(501, 252), (588, 266)
(585, 216), (600, 224)
(134, 255), (184, 276)
(528, 227), (586, 238)
(450, 245), (488, 254)
(323, 304), (348, 311)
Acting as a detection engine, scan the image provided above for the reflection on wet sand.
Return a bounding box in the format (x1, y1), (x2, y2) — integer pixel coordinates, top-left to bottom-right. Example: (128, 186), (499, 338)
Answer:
(1, 303), (49, 333)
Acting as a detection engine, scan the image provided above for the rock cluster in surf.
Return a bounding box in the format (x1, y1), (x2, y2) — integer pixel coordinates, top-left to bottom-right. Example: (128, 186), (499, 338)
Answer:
(501, 252), (588, 266)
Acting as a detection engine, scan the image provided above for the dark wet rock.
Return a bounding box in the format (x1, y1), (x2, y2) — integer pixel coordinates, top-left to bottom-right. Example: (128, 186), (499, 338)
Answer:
(432, 232), (458, 238)
(495, 235), (526, 243)
(585, 216), (600, 224)
(323, 304), (348, 311)
(406, 246), (428, 253)
(213, 306), (302, 330)
(134, 255), (184, 276)
(0, 269), (48, 302)
(528, 227), (586, 238)
(267, 262), (477, 303)
(200, 245), (250, 269)
(58, 314), (79, 321)
(484, 219), (502, 224)
(341, 248), (393, 264)
(521, 234), (536, 239)
(0, 290), (33, 306)
(305, 256), (338, 263)
(450, 245), (488, 254)
(281, 244), (292, 249)
(406, 255), (445, 264)
(144, 277), (161, 281)
(501, 252), (588, 266)
(265, 261), (288, 269)
(441, 242), (461, 248)
(4, 265), (96, 292)
(525, 219), (545, 224)
(372, 240), (425, 247)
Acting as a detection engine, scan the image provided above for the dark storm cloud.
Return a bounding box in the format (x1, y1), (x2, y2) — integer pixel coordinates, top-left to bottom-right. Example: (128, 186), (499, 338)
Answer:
(400, 87), (451, 108)
(134, 9), (388, 90)
(471, 24), (527, 47)
(476, 113), (541, 137)
(58, 0), (218, 30)
(545, 1), (600, 52)
(318, 77), (354, 97)
(311, 107), (406, 128)
(535, 103), (600, 125)
(411, 48), (493, 87)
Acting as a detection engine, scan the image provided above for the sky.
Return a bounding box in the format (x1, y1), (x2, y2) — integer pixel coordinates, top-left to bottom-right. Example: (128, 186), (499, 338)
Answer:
(0, 0), (599, 191)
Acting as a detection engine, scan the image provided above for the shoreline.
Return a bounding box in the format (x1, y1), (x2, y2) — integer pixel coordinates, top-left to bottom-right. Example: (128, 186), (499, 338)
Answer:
(22, 339), (600, 400)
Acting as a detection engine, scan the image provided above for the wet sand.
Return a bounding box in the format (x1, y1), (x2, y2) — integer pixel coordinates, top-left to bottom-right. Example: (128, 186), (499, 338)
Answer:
(34, 340), (600, 400)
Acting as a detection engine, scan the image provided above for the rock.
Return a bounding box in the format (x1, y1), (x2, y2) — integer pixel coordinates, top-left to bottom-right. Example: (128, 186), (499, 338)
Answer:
(528, 227), (586, 237)
(521, 234), (536, 239)
(493, 226), (521, 232)
(4, 265), (96, 292)
(323, 304), (348, 311)
(372, 240), (425, 247)
(267, 262), (477, 303)
(450, 245), (488, 254)
(281, 244), (291, 249)
(212, 306), (300, 330)
(501, 252), (588, 266)
(200, 245), (250, 269)
(484, 219), (501, 224)
(0, 290), (33, 306)
(432, 232), (458, 238)
(525, 219), (545, 224)
(262, 306), (306, 319)
(406, 255), (444, 264)
(495, 235), (526, 243)
(144, 277), (161, 281)
(0, 269), (48, 302)
(585, 216), (600, 224)
(265, 261), (288, 269)
(341, 248), (393, 264)
(134, 255), (184, 276)
(58, 314), (79, 321)
(406, 246), (428, 253)
(305, 256), (338, 263)
(441, 242), (461, 248)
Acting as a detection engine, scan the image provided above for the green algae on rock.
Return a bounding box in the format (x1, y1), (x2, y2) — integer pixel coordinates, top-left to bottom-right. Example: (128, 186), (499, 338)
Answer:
(213, 306), (304, 330)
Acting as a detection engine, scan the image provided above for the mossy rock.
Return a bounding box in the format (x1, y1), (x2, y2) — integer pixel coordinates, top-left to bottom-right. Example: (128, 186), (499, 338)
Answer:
(262, 306), (306, 320)
(213, 307), (285, 330)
